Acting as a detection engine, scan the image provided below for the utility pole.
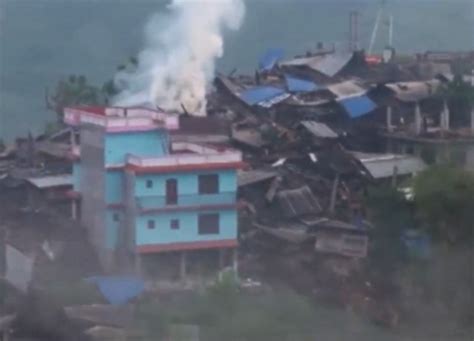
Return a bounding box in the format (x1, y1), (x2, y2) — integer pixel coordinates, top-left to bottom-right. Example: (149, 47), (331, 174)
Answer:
(349, 11), (360, 52)
(388, 15), (394, 47)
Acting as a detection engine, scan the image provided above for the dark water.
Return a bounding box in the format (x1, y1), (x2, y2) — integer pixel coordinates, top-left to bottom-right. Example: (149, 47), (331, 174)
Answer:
(0, 0), (473, 142)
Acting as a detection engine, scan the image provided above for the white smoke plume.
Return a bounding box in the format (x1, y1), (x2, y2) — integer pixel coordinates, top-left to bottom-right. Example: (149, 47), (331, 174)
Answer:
(113, 0), (245, 116)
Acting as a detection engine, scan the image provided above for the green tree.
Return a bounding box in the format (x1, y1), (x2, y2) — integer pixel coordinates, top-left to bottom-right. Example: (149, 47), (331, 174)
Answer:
(413, 166), (474, 243)
(437, 74), (474, 126)
(46, 74), (102, 120)
(102, 56), (138, 104)
(365, 186), (413, 274)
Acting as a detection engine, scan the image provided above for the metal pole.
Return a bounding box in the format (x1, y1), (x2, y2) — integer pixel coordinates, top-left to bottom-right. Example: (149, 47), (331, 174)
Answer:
(368, 8), (382, 55)
(389, 15), (394, 47)
(386, 106), (393, 132)
(414, 102), (422, 135)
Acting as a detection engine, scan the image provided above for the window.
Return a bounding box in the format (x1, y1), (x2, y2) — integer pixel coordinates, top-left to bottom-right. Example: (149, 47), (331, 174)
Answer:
(170, 219), (180, 230)
(113, 213), (120, 222)
(198, 213), (219, 235)
(147, 220), (155, 229)
(146, 179), (153, 188)
(166, 178), (178, 205)
(198, 174), (219, 194)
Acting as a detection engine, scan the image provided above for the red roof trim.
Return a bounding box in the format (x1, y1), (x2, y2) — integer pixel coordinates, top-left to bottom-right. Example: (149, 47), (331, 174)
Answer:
(68, 106), (107, 116)
(136, 239), (238, 253)
(140, 203), (237, 214)
(127, 161), (245, 174)
(65, 190), (81, 199)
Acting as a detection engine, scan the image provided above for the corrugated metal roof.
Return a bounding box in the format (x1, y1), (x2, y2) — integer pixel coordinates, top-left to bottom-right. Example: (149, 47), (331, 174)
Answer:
(285, 74), (318, 92)
(352, 152), (426, 179)
(314, 53), (354, 77)
(327, 80), (366, 98)
(259, 48), (284, 71)
(338, 95), (377, 118)
(238, 169), (278, 187)
(277, 185), (322, 218)
(300, 121), (338, 139)
(239, 86), (288, 106)
(312, 218), (366, 231)
(26, 174), (73, 189)
(384, 80), (440, 102)
(280, 53), (353, 77)
(231, 128), (267, 148)
(255, 223), (312, 243)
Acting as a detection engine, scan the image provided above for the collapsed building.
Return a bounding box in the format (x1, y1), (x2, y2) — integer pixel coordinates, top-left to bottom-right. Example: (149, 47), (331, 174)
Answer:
(1, 45), (473, 334)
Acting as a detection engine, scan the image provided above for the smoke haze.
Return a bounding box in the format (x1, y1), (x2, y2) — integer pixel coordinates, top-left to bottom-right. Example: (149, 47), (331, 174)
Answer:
(113, 0), (245, 115)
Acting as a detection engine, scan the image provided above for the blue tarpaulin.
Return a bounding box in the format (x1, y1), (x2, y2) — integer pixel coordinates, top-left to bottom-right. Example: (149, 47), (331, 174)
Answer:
(338, 95), (376, 118)
(239, 86), (286, 106)
(284, 74), (318, 92)
(86, 276), (145, 305)
(259, 48), (284, 71)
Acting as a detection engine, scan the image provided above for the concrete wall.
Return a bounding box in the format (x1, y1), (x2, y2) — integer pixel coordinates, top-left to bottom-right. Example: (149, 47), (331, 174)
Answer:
(105, 130), (169, 165)
(105, 209), (123, 249)
(135, 170), (237, 204)
(79, 124), (110, 269)
(135, 210), (237, 246)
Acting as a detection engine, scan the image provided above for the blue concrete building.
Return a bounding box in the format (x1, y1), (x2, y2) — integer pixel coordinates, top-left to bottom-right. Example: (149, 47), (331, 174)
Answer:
(65, 106), (243, 276)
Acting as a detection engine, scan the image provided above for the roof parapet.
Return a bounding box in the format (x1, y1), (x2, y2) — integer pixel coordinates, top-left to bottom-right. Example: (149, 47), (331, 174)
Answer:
(64, 106), (179, 131)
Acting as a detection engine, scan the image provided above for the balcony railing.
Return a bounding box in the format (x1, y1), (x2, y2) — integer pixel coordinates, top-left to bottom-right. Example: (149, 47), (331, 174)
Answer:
(136, 192), (236, 211)
(126, 151), (242, 169)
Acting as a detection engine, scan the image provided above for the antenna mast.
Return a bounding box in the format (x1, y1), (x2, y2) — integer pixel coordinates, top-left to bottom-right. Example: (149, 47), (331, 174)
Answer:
(388, 14), (394, 47)
(368, 7), (382, 55)
(368, 0), (394, 54)
(349, 11), (359, 52)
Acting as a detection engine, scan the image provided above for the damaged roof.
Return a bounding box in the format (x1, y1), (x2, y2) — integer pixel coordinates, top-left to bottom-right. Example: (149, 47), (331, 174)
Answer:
(231, 128), (267, 148)
(285, 74), (319, 92)
(26, 174), (73, 189)
(314, 53), (354, 77)
(338, 95), (377, 118)
(300, 121), (338, 139)
(239, 86), (289, 106)
(327, 80), (366, 98)
(352, 152), (426, 179)
(277, 185), (322, 218)
(282, 53), (354, 77)
(312, 218), (368, 232)
(259, 48), (285, 71)
(255, 223), (312, 244)
(238, 169), (278, 187)
(384, 79), (441, 102)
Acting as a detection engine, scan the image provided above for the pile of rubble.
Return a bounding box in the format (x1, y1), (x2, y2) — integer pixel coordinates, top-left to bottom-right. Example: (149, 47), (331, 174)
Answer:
(209, 47), (473, 324)
(1, 46), (473, 332)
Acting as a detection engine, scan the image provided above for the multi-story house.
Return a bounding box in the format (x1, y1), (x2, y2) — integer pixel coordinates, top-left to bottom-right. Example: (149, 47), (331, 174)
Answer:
(65, 106), (243, 278)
